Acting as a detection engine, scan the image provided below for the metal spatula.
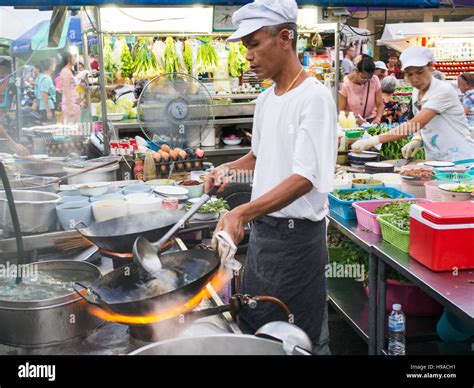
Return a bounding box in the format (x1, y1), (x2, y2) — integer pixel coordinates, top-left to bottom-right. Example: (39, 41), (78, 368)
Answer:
(133, 185), (219, 275)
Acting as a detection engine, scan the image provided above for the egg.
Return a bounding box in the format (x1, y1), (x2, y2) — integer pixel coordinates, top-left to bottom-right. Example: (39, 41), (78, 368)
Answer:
(179, 150), (187, 160)
(169, 150), (178, 160)
(160, 164), (167, 173)
(161, 144), (171, 153)
(152, 151), (162, 162)
(161, 152), (170, 162)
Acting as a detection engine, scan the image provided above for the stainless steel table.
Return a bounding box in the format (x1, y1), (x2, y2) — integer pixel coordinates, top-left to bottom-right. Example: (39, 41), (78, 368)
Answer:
(327, 211), (474, 356)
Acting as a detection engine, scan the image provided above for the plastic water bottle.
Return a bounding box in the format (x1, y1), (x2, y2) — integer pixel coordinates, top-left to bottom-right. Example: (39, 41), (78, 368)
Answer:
(388, 304), (406, 355)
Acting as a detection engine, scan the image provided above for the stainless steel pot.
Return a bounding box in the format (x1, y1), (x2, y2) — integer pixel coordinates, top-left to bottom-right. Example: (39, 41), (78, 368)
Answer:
(0, 190), (60, 233)
(130, 322), (313, 355)
(0, 175), (59, 193)
(129, 334), (310, 355)
(0, 260), (103, 347)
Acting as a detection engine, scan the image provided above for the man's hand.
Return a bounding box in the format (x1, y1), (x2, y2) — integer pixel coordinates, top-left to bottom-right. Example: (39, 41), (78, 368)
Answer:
(214, 207), (247, 245)
(46, 110), (53, 121)
(351, 135), (380, 153)
(204, 164), (231, 194)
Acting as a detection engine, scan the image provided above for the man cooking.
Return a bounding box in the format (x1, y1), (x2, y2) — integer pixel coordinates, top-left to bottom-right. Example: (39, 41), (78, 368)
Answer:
(205, 0), (338, 354)
(352, 46), (474, 162)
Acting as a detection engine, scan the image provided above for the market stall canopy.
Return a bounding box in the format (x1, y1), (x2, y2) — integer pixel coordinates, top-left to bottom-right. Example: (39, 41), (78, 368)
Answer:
(10, 15), (96, 60)
(0, 0), (441, 8)
(378, 21), (474, 52)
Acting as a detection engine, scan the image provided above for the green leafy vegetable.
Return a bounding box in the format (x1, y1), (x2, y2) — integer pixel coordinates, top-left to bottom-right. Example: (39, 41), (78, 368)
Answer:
(184, 40), (193, 74)
(368, 124), (425, 160)
(164, 37), (180, 74)
(104, 36), (119, 83)
(196, 37), (218, 73)
(120, 37), (134, 79)
(375, 201), (419, 232)
(185, 198), (229, 214)
(334, 188), (396, 201)
(228, 42), (249, 78)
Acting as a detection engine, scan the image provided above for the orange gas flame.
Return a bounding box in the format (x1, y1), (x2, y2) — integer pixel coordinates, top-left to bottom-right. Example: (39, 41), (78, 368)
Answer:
(87, 267), (230, 325)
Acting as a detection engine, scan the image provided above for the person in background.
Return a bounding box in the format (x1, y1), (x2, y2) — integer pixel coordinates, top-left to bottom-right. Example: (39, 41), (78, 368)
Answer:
(34, 58), (56, 124)
(374, 61), (388, 81)
(0, 124), (29, 156)
(432, 70), (446, 81)
(0, 61), (11, 105)
(341, 46), (356, 76)
(380, 76), (410, 124)
(59, 52), (81, 124)
(89, 54), (99, 71)
(386, 51), (402, 79)
(352, 46), (474, 162)
(339, 55), (384, 125)
(457, 73), (474, 116)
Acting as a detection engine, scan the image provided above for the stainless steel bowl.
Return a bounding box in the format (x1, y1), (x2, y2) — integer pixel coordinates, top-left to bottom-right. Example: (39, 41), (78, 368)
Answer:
(0, 190), (60, 233)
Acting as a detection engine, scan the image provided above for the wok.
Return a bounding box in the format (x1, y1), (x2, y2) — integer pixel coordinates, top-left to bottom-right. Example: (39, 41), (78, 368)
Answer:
(74, 249), (220, 316)
(76, 209), (207, 253)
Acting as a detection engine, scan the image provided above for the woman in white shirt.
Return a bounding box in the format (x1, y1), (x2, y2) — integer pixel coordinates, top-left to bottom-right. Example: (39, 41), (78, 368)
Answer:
(352, 46), (474, 162)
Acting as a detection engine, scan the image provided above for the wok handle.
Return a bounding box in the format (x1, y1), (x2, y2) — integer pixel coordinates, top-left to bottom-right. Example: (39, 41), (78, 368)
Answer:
(73, 282), (102, 306)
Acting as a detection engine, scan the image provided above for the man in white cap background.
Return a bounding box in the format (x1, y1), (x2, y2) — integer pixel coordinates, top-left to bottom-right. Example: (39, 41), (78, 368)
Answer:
(352, 46), (474, 162)
(374, 61), (388, 81)
(205, 0), (337, 354)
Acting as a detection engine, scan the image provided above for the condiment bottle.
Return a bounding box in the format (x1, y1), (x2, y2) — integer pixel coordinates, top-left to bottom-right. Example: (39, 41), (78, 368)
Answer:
(134, 157), (145, 181)
(144, 151), (157, 181)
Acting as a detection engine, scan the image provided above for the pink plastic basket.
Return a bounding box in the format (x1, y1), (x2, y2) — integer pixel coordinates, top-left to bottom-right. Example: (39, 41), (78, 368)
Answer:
(401, 179), (427, 198)
(364, 279), (443, 316)
(424, 180), (450, 202)
(352, 198), (432, 234)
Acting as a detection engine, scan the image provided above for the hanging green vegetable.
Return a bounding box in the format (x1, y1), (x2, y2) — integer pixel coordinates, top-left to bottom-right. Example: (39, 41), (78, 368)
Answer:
(132, 38), (159, 80)
(104, 36), (119, 84)
(163, 37), (180, 74)
(196, 37), (218, 74)
(228, 42), (249, 78)
(184, 40), (193, 74)
(120, 37), (134, 80)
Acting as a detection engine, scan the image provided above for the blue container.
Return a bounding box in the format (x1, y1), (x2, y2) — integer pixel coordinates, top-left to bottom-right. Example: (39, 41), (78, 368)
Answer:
(437, 308), (474, 343)
(123, 184), (152, 195)
(59, 195), (89, 204)
(328, 187), (414, 220)
(56, 202), (92, 230)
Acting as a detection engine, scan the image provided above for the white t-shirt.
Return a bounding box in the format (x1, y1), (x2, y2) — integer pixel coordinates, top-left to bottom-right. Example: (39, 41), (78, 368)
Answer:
(251, 77), (338, 222)
(413, 77), (474, 162)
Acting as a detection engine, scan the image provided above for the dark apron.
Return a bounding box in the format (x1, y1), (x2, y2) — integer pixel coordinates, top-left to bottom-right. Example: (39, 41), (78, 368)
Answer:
(240, 216), (328, 345)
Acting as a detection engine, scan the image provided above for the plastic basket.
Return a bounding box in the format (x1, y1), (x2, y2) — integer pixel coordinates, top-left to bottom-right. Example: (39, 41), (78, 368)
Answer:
(401, 180), (426, 198)
(377, 215), (411, 253)
(434, 172), (471, 182)
(328, 188), (414, 220)
(424, 180), (450, 202)
(353, 198), (431, 234)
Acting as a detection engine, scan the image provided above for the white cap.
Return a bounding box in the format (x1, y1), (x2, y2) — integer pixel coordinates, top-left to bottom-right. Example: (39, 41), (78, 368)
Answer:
(374, 61), (388, 71)
(392, 304), (402, 311)
(228, 0), (298, 42)
(400, 46), (436, 70)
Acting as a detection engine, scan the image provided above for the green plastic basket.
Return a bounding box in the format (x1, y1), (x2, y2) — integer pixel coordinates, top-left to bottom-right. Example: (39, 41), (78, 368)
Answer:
(434, 172), (471, 182)
(377, 215), (410, 253)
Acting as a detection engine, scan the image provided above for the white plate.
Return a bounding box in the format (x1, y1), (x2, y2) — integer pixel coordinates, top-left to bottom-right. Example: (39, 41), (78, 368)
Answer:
(153, 185), (189, 197)
(424, 161), (455, 168)
(192, 212), (219, 221)
(439, 183), (474, 193)
(365, 162), (394, 168)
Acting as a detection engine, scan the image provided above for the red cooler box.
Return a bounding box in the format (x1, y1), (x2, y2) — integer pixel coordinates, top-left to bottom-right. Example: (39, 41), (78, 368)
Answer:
(409, 202), (474, 271)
